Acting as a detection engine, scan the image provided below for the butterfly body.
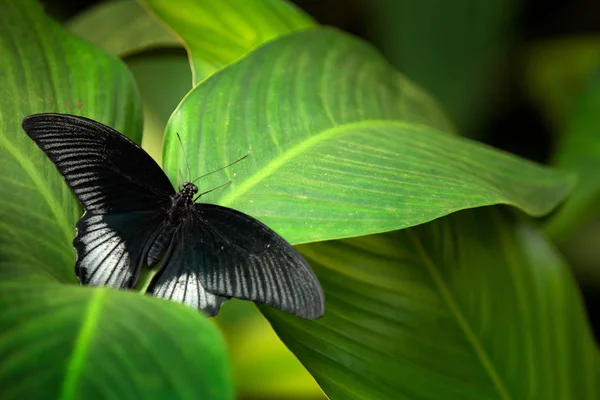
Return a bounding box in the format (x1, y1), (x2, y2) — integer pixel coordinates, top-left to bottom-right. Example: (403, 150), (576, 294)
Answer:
(22, 113), (325, 320)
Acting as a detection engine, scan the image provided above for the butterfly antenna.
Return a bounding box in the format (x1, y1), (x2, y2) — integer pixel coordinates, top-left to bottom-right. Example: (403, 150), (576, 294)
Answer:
(176, 132), (193, 182)
(177, 167), (184, 191)
(194, 180), (232, 201)
(191, 152), (250, 184)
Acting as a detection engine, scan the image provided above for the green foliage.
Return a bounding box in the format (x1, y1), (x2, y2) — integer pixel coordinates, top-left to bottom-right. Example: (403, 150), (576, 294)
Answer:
(546, 71), (600, 242)
(141, 0), (316, 83)
(265, 208), (600, 399)
(1, 283), (233, 399)
(163, 28), (573, 244)
(0, 1), (231, 399)
(1, 0), (598, 399)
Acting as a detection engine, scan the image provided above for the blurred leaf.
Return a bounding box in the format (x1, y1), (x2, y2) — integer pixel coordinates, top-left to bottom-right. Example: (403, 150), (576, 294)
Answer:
(215, 301), (325, 398)
(163, 28), (573, 244)
(0, 282), (233, 400)
(546, 70), (600, 242)
(67, 0), (180, 57)
(141, 0), (316, 83)
(367, 0), (518, 135)
(0, 1), (232, 398)
(126, 49), (193, 165)
(523, 36), (600, 132)
(263, 208), (600, 399)
(559, 217), (600, 288)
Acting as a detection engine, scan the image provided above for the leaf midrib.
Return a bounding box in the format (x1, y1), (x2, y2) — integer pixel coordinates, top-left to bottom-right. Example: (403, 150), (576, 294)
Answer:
(59, 289), (105, 400)
(407, 229), (512, 400)
(217, 119), (418, 207)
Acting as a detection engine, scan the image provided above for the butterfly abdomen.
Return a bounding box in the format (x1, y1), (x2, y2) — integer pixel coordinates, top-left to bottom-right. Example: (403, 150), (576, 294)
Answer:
(146, 226), (176, 267)
(146, 184), (197, 267)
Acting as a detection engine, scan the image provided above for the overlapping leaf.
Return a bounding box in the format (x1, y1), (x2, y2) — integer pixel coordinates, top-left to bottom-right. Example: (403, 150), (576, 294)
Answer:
(263, 208), (600, 399)
(0, 282), (232, 400)
(141, 0), (316, 82)
(68, 0), (180, 57)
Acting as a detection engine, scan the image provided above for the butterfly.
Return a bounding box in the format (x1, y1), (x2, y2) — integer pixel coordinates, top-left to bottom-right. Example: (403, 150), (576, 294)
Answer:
(22, 113), (325, 320)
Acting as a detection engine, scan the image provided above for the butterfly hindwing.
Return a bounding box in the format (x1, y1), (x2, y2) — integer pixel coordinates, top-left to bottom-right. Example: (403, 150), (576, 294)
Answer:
(22, 113), (175, 213)
(146, 218), (229, 316)
(149, 204), (325, 320)
(75, 211), (167, 288)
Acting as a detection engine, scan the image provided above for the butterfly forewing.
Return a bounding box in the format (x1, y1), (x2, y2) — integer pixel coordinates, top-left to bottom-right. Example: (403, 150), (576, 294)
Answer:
(22, 114), (175, 212)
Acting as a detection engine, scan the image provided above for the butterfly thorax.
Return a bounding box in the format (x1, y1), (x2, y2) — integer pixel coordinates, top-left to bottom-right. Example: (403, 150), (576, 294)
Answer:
(167, 182), (198, 224)
(146, 182), (198, 266)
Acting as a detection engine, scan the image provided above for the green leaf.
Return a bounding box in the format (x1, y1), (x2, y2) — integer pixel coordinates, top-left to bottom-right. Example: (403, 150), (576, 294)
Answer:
(67, 0), (180, 57)
(141, 0), (316, 83)
(262, 208), (600, 399)
(0, 0), (142, 282)
(163, 28), (573, 244)
(0, 282), (233, 400)
(0, 2), (233, 398)
(546, 70), (600, 242)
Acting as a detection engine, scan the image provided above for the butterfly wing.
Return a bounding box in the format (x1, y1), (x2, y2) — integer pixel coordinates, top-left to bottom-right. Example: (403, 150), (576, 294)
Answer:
(146, 219), (229, 316)
(22, 113), (175, 212)
(75, 211), (167, 288)
(22, 113), (175, 288)
(147, 204), (325, 320)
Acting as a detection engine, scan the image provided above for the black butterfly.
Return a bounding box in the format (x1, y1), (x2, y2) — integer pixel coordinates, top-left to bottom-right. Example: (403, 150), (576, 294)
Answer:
(22, 113), (325, 320)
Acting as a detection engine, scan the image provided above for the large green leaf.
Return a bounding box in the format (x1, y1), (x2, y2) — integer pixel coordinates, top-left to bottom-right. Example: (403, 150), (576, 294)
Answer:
(68, 0), (180, 57)
(141, 0), (316, 83)
(546, 70), (600, 242)
(0, 1), (232, 398)
(162, 28), (573, 244)
(0, 282), (232, 400)
(263, 208), (600, 399)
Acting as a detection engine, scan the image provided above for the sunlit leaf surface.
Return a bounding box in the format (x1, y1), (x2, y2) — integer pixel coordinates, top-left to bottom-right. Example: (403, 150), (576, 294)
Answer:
(162, 28), (573, 244)
(546, 70), (600, 242)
